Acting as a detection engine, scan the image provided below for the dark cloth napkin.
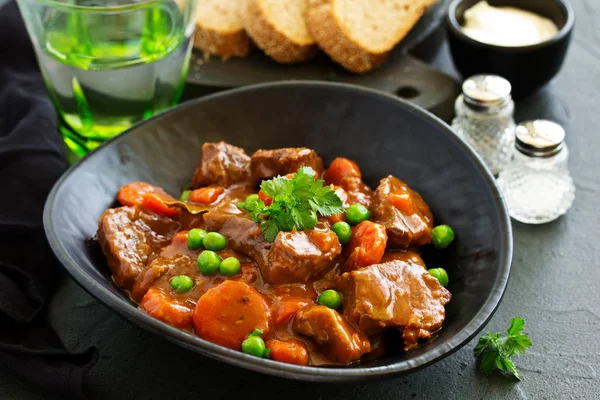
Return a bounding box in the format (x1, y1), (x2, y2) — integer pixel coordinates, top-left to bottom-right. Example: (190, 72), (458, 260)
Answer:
(0, 1), (98, 398)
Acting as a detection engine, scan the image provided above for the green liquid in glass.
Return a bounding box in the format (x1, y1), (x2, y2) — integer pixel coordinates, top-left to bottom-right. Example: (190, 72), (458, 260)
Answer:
(37, 2), (191, 158)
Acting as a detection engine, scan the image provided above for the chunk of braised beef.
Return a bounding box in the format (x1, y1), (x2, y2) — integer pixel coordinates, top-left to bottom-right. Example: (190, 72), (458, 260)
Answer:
(177, 183), (256, 231)
(203, 202), (270, 266)
(293, 305), (371, 364)
(380, 250), (427, 266)
(130, 232), (196, 302)
(97, 206), (180, 290)
(250, 148), (324, 183)
(371, 175), (433, 249)
(191, 142), (251, 188)
(338, 257), (451, 351)
(264, 226), (342, 284)
(205, 203), (342, 285)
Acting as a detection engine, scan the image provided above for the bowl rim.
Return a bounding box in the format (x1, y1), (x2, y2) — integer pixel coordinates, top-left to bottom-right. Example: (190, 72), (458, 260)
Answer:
(43, 81), (513, 381)
(446, 0), (575, 52)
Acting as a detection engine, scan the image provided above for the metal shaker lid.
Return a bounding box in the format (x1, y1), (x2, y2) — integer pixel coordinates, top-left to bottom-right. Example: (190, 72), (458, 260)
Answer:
(462, 74), (512, 110)
(515, 120), (566, 157)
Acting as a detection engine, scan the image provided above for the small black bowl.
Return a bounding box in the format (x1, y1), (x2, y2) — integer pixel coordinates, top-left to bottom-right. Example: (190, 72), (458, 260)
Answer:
(43, 82), (512, 381)
(447, 0), (574, 98)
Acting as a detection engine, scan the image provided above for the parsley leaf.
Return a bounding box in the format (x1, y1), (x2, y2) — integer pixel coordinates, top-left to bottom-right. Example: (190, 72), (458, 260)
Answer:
(238, 167), (344, 242)
(474, 317), (532, 380)
(261, 219), (281, 243)
(238, 199), (267, 223)
(503, 317), (533, 357)
(473, 332), (500, 357)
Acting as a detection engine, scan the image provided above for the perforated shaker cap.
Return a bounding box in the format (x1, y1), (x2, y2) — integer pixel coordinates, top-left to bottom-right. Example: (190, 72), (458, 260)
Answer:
(515, 120), (566, 157)
(462, 74), (512, 110)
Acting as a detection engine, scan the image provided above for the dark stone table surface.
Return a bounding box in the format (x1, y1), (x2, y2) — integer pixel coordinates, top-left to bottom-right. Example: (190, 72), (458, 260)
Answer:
(2, 0), (599, 399)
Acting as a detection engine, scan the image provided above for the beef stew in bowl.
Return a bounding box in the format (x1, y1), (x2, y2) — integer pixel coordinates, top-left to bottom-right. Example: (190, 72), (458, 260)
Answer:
(97, 142), (452, 366)
(44, 81), (512, 381)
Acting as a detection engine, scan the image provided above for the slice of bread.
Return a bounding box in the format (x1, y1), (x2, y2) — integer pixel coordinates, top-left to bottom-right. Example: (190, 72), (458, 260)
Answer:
(307, 0), (437, 73)
(244, 0), (318, 64)
(194, 0), (253, 59)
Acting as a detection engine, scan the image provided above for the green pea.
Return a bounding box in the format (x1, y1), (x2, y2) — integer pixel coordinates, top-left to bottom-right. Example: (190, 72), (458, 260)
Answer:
(432, 225), (455, 250)
(248, 328), (263, 337)
(428, 268), (449, 287)
(197, 250), (221, 276)
(169, 275), (194, 293)
(219, 257), (241, 276)
(318, 289), (343, 309)
(188, 228), (207, 250)
(345, 204), (370, 225)
(241, 335), (266, 358)
(331, 221), (352, 244)
(180, 190), (191, 202)
(263, 348), (272, 359)
(203, 232), (227, 251)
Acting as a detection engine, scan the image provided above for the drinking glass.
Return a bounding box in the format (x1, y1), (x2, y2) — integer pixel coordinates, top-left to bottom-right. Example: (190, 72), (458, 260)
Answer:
(16, 0), (197, 159)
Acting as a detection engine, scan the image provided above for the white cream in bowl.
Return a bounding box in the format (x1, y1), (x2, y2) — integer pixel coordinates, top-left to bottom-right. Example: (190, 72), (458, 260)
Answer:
(461, 1), (559, 47)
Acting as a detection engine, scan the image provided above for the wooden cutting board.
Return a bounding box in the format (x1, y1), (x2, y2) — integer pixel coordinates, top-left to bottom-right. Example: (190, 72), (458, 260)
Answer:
(185, 0), (459, 121)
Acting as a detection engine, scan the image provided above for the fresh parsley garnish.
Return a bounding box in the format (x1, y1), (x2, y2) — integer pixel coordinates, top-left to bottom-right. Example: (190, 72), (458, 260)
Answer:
(238, 167), (344, 242)
(474, 317), (533, 380)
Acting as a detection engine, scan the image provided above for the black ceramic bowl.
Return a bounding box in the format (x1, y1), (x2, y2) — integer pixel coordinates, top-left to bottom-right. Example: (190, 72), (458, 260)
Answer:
(447, 0), (574, 98)
(44, 82), (512, 381)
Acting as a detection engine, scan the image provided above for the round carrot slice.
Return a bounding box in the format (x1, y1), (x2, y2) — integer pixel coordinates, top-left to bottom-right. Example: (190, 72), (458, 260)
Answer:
(117, 182), (175, 207)
(193, 281), (271, 350)
(343, 221), (388, 272)
(139, 287), (193, 330)
(266, 339), (309, 366)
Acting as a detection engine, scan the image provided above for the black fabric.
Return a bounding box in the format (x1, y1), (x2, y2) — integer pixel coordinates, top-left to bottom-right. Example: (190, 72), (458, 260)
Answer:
(0, 1), (98, 398)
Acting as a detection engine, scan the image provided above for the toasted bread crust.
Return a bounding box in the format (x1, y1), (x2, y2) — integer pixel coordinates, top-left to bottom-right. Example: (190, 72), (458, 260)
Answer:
(193, 23), (253, 59)
(307, 0), (430, 74)
(244, 0), (318, 64)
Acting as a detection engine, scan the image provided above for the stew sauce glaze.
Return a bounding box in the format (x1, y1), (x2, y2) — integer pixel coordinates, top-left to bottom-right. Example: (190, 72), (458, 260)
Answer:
(97, 142), (451, 366)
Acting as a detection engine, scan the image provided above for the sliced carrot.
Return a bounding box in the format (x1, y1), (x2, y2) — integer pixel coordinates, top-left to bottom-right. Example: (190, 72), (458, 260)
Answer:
(170, 231), (189, 246)
(323, 158), (362, 186)
(117, 182), (175, 207)
(258, 190), (273, 206)
(189, 186), (224, 204)
(141, 193), (178, 218)
(343, 221), (388, 272)
(324, 159), (373, 208)
(266, 339), (309, 366)
(272, 296), (312, 325)
(139, 287), (193, 329)
(389, 190), (414, 214)
(193, 281), (271, 350)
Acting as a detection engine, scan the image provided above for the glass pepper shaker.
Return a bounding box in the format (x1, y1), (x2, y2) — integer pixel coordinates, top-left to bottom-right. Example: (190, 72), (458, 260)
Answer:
(452, 74), (516, 175)
(497, 120), (576, 224)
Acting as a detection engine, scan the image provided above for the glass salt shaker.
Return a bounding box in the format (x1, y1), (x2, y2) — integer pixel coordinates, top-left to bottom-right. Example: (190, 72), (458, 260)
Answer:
(452, 74), (516, 175)
(497, 120), (576, 224)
